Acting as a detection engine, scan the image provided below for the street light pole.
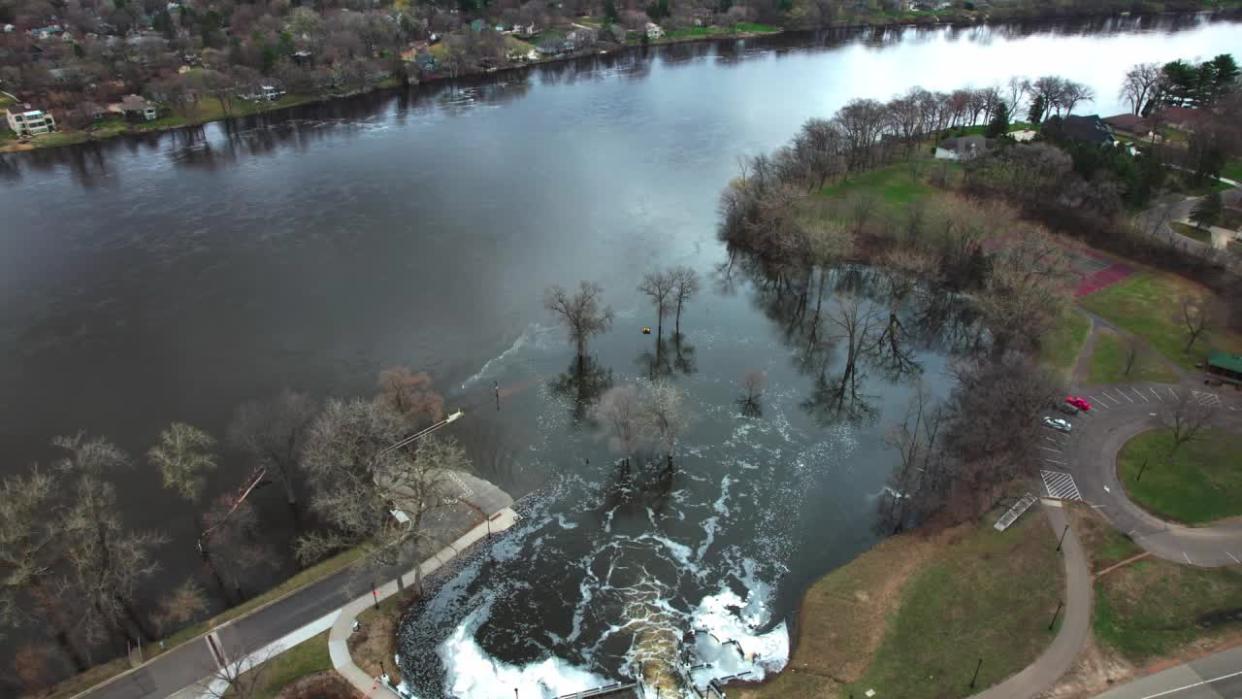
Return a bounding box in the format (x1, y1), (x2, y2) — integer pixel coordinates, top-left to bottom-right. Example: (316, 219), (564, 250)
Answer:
(1056, 524), (1070, 552)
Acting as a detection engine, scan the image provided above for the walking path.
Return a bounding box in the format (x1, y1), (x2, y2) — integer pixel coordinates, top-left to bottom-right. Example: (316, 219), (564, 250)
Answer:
(969, 502), (1091, 699)
(79, 472), (514, 699)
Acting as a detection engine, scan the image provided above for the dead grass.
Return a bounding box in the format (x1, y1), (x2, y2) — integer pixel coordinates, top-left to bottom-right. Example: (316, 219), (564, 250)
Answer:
(1066, 505), (1142, 574)
(277, 671), (362, 699)
(348, 586), (422, 685)
(735, 526), (952, 698)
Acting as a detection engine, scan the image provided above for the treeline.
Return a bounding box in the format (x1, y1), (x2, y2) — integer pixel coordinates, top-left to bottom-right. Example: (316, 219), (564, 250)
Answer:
(0, 368), (468, 694)
(1120, 53), (1239, 113)
(0, 0), (1225, 130)
(717, 73), (1241, 530)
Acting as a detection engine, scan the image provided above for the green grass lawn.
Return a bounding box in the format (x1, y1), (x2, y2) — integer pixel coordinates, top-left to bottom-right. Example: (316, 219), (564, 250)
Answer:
(1095, 559), (1242, 662)
(820, 162), (939, 208)
(1170, 221), (1213, 244)
(845, 514), (1063, 699)
(1068, 504), (1142, 573)
(1117, 428), (1242, 525)
(1080, 272), (1242, 371)
(1040, 308), (1091, 377)
(244, 630), (332, 699)
(1086, 332), (1178, 385)
(1222, 159), (1242, 183)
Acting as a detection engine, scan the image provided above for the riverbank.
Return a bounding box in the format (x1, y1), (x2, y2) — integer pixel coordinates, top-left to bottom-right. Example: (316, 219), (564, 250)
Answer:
(3, 6), (1238, 155)
(736, 509), (1064, 698)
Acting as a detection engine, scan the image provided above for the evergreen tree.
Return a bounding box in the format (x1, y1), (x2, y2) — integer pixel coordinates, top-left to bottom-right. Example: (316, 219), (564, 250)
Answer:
(1026, 94), (1045, 124)
(604, 0), (618, 23)
(1190, 191), (1222, 230)
(985, 102), (1010, 138)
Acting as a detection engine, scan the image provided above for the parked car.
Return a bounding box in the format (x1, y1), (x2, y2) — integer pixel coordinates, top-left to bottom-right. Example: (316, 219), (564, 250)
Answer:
(1066, 396), (1091, 412)
(1043, 416), (1072, 433)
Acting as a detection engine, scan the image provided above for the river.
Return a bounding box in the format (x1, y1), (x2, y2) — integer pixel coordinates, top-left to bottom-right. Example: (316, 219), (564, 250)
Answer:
(1, 14), (1239, 693)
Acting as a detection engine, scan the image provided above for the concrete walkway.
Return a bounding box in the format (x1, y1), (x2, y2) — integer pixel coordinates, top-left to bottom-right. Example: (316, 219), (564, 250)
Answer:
(328, 507), (519, 697)
(969, 502), (1092, 699)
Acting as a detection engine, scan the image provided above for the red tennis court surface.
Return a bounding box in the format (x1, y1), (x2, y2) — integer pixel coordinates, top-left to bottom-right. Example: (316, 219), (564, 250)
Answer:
(1065, 246), (1134, 297)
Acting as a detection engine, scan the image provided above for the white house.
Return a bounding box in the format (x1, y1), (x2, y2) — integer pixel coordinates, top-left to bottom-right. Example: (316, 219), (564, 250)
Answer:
(645, 22), (664, 40)
(1008, 129), (1036, 142)
(934, 135), (989, 161)
(5, 107), (56, 136)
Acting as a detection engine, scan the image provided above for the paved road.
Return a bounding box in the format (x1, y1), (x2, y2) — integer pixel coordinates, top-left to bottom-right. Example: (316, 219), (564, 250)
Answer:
(81, 472), (513, 699)
(1057, 381), (1242, 567)
(1097, 645), (1242, 699)
(969, 503), (1091, 699)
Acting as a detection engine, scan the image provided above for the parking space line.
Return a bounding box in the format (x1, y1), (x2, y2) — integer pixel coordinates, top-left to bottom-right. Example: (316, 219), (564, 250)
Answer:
(1149, 387), (1162, 401)
(1044, 458), (1067, 465)
(1087, 394), (1107, 408)
(1039, 446), (1062, 453)
(1133, 388), (1148, 402)
(1117, 390), (1134, 403)
(1228, 552), (1240, 564)
(1183, 551), (1192, 564)
(1167, 386), (1178, 399)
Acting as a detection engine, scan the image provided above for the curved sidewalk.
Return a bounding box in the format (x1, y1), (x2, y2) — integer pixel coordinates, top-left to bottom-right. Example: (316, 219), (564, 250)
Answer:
(969, 502), (1092, 699)
(329, 507), (519, 697)
(1066, 382), (1242, 568)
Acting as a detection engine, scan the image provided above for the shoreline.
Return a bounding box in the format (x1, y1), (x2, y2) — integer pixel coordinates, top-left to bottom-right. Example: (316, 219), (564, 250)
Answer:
(3, 6), (1238, 155)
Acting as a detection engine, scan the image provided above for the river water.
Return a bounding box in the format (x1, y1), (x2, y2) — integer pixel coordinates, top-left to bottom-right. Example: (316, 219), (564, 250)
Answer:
(1, 14), (1239, 691)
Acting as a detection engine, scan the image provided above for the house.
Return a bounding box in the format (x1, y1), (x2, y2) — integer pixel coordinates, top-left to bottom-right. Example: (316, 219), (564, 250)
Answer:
(259, 84), (284, 101)
(934, 134), (989, 161)
(1102, 113), (1152, 139)
(1008, 129), (1037, 142)
(121, 94), (158, 121)
(6, 107), (56, 136)
(1043, 114), (1113, 146)
(645, 22), (664, 40)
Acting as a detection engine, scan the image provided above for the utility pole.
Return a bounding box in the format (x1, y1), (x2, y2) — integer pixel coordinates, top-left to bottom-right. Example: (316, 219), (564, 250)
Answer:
(1049, 600), (1064, 631)
(494, 380), (501, 411)
(969, 657), (983, 689)
(1137, 457), (1150, 482)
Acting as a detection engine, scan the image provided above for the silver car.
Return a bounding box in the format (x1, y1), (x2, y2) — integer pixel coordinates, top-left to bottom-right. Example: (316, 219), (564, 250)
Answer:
(1043, 416), (1072, 433)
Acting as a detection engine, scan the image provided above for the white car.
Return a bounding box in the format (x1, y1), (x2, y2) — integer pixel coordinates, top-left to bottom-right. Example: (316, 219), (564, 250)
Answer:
(1043, 417), (1072, 433)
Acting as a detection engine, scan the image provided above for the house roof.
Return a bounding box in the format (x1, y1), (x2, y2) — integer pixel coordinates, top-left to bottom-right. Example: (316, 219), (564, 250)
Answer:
(1207, 350), (1242, 375)
(1222, 189), (1242, 210)
(1154, 106), (1201, 125)
(1103, 113), (1149, 132)
(121, 94), (149, 111)
(1047, 115), (1112, 145)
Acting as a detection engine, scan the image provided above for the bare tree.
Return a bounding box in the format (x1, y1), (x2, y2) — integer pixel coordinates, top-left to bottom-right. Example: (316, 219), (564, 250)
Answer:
(148, 423), (218, 503)
(0, 467), (88, 670)
(297, 400), (470, 571)
(591, 384), (644, 462)
(228, 390), (318, 515)
(1058, 80), (1095, 116)
(878, 383), (943, 534)
(55, 433), (164, 651)
(638, 270), (676, 341)
(1181, 299), (1212, 352)
(544, 282), (615, 368)
(737, 370), (766, 418)
(153, 580), (209, 636)
(1120, 63), (1163, 115)
(375, 367), (445, 428)
(195, 641), (274, 699)
(1163, 391), (1214, 451)
(1123, 335), (1142, 377)
(669, 266), (701, 337)
(640, 381), (688, 474)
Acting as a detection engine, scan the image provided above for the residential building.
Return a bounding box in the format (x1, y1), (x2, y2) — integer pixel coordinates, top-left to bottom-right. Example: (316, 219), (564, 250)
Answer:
(5, 107), (56, 136)
(646, 22), (665, 40)
(1043, 114), (1114, 146)
(934, 134), (990, 161)
(1204, 350), (1242, 388)
(1008, 129), (1037, 142)
(121, 94), (158, 121)
(1102, 113), (1153, 139)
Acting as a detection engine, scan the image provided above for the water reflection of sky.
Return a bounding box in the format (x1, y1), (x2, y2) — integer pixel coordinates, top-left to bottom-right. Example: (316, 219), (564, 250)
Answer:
(0, 16), (1237, 660)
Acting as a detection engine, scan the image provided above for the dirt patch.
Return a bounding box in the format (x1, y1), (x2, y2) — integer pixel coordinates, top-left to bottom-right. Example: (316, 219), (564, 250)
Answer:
(1036, 635), (1134, 699)
(278, 671), (363, 699)
(348, 588), (422, 685)
(734, 525), (959, 698)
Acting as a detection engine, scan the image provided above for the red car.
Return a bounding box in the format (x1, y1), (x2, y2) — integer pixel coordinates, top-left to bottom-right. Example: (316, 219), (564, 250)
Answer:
(1066, 396), (1092, 412)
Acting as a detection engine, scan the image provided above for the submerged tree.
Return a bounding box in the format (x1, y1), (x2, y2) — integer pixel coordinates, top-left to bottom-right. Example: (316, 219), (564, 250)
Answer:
(638, 270), (676, 341)
(54, 433), (164, 652)
(737, 370), (766, 418)
(228, 390), (319, 517)
(544, 282), (615, 368)
(0, 468), (88, 670)
(669, 266), (701, 336)
(375, 367), (445, 428)
(148, 423), (218, 503)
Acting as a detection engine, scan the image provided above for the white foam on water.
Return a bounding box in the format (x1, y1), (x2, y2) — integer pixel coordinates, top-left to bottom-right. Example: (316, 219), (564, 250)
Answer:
(687, 582), (790, 690)
(459, 323), (553, 389)
(440, 601), (611, 699)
